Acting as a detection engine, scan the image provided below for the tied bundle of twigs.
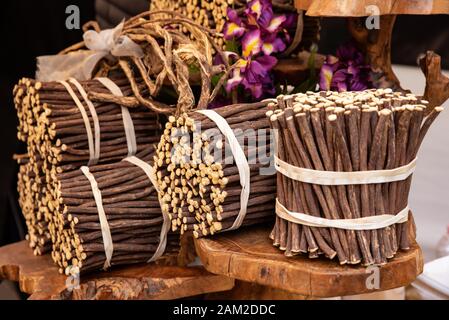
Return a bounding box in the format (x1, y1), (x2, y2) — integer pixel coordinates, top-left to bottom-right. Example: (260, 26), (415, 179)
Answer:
(52, 147), (178, 275)
(63, 10), (233, 115)
(16, 154), (52, 255)
(153, 101), (277, 238)
(268, 89), (443, 265)
(13, 75), (161, 255)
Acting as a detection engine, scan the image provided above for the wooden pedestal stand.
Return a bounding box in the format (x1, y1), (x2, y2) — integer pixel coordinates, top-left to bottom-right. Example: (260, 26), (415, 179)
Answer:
(195, 225), (423, 298)
(0, 241), (234, 300)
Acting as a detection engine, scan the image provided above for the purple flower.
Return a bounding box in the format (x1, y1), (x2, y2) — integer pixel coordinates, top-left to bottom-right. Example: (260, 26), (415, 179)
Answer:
(262, 34), (286, 55)
(265, 15), (286, 33)
(242, 29), (263, 58)
(220, 0), (298, 99)
(226, 55), (277, 99)
(282, 13), (299, 29)
(223, 8), (246, 40)
(336, 44), (365, 65)
(319, 42), (373, 92)
(242, 55), (277, 98)
(245, 0), (273, 26)
(319, 64), (333, 91)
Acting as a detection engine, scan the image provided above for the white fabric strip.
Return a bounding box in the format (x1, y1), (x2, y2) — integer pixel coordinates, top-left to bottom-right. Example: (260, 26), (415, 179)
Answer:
(276, 199), (409, 231)
(69, 78), (101, 165)
(275, 155), (418, 185)
(123, 156), (170, 262)
(80, 166), (113, 270)
(96, 77), (137, 157)
(37, 21), (144, 82)
(58, 80), (96, 165)
(196, 110), (250, 231)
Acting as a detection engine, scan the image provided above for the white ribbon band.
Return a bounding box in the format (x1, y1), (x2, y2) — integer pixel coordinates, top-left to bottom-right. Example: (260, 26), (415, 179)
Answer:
(96, 77), (137, 157)
(80, 166), (113, 270)
(58, 81), (96, 166)
(196, 110), (250, 231)
(276, 199), (409, 231)
(275, 156), (418, 185)
(68, 78), (101, 165)
(123, 156), (170, 263)
(36, 21), (144, 82)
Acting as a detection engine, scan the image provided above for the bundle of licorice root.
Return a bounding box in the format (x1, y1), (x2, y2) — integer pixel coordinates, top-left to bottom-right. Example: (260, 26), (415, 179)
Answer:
(268, 89), (443, 265)
(51, 147), (178, 275)
(154, 101), (277, 238)
(13, 76), (162, 255)
(16, 154), (52, 255)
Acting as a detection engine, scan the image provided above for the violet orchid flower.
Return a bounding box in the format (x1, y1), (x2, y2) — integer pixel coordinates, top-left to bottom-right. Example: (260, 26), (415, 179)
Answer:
(262, 34), (286, 55)
(221, 0), (298, 100)
(319, 42), (373, 92)
(242, 29), (263, 58)
(245, 0), (273, 27)
(223, 8), (246, 40)
(226, 55), (277, 99)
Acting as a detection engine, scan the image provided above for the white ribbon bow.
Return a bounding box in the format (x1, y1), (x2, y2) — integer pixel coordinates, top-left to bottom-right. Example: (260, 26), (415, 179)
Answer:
(36, 21), (143, 82)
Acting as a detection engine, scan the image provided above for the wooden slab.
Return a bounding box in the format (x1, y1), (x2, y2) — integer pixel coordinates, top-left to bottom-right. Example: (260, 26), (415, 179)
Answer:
(205, 280), (310, 300)
(195, 225), (423, 298)
(295, 0), (449, 16)
(0, 241), (234, 300)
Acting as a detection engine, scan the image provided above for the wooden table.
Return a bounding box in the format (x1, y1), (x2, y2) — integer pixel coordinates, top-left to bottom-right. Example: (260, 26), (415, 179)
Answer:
(195, 225), (424, 298)
(0, 241), (234, 300)
(0, 226), (424, 299)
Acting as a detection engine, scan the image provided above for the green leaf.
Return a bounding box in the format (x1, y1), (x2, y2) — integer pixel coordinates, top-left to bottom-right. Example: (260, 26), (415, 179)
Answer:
(308, 43), (318, 79)
(188, 64), (200, 75)
(225, 38), (240, 54)
(211, 73), (223, 87)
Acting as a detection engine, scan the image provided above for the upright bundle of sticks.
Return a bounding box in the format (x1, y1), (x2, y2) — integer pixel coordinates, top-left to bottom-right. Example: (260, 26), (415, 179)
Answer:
(13, 76), (161, 255)
(154, 102), (277, 238)
(269, 89), (443, 265)
(51, 147), (178, 275)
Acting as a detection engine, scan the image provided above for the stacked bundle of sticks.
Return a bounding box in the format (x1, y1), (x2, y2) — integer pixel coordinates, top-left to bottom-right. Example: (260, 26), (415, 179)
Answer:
(16, 154), (52, 255)
(14, 79), (52, 254)
(268, 89), (443, 265)
(13, 76), (161, 257)
(51, 147), (178, 275)
(154, 101), (277, 238)
(12, 11), (249, 272)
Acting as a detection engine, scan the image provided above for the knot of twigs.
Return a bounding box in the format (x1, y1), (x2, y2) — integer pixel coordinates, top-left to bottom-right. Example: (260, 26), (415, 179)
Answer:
(61, 10), (232, 115)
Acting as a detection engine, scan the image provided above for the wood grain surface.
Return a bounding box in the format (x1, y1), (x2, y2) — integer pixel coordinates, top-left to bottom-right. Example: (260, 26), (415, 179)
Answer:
(295, 0), (449, 16)
(195, 225), (423, 297)
(0, 241), (234, 300)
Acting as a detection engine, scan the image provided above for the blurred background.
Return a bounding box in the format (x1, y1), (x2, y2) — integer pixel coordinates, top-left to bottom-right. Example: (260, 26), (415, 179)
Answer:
(0, 0), (448, 299)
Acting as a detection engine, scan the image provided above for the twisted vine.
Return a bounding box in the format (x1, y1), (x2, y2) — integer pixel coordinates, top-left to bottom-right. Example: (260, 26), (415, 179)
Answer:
(61, 10), (232, 115)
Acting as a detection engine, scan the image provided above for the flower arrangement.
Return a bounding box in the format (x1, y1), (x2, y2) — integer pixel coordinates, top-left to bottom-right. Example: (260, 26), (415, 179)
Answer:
(212, 1), (374, 107)
(319, 42), (373, 92)
(221, 0), (297, 100)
